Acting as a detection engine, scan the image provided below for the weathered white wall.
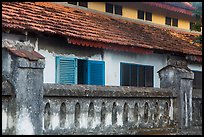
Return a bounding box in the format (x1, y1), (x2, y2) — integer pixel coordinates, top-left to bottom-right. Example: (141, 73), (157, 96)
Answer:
(188, 64), (202, 72)
(38, 45), (168, 87)
(38, 49), (103, 83)
(103, 50), (168, 87)
(37, 36), (103, 84)
(35, 47), (204, 87)
(2, 33), (202, 88)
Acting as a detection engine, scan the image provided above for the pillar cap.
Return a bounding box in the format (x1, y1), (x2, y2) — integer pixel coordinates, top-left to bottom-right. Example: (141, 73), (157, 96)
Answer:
(3, 47), (45, 61)
(157, 65), (191, 74)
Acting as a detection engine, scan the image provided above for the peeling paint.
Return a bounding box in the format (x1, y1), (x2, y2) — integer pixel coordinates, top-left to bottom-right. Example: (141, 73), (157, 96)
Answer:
(80, 113), (88, 129)
(7, 114), (14, 129)
(93, 116), (101, 128)
(2, 109), (7, 131)
(117, 113), (123, 126)
(185, 92), (188, 127)
(169, 99), (174, 120)
(16, 107), (34, 135)
(189, 87), (192, 121)
(51, 113), (59, 130)
(2, 41), (201, 135)
(34, 38), (38, 51)
(105, 113), (112, 127)
(66, 114), (74, 129)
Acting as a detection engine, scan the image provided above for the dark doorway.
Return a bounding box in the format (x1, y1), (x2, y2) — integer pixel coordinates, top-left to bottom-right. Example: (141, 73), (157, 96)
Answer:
(77, 59), (86, 84)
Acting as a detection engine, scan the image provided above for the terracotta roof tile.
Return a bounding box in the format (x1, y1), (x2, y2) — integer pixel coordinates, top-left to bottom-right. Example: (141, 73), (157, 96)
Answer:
(2, 2), (202, 56)
(165, 2), (195, 10)
(143, 2), (194, 16)
(6, 47), (45, 61)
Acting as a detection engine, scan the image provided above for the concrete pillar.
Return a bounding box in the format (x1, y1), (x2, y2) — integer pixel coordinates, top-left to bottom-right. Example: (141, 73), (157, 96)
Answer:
(2, 40), (45, 135)
(158, 59), (194, 129)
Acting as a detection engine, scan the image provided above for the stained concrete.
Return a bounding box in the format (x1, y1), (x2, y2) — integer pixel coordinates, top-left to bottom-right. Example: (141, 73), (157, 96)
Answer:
(2, 38), (202, 135)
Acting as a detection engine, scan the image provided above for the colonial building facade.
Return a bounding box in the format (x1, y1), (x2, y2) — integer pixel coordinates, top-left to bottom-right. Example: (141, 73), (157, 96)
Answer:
(2, 2), (202, 89)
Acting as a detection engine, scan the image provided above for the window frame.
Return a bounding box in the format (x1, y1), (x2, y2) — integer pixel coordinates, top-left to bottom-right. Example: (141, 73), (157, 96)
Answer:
(138, 10), (145, 20)
(172, 18), (178, 27)
(105, 3), (114, 14)
(67, 2), (77, 5)
(78, 2), (88, 8)
(138, 10), (152, 22)
(55, 56), (78, 84)
(86, 60), (105, 86)
(165, 16), (172, 26)
(114, 4), (122, 15)
(105, 3), (122, 15)
(56, 56), (105, 86)
(67, 2), (88, 8)
(120, 62), (154, 87)
(192, 70), (202, 89)
(145, 12), (152, 21)
(165, 16), (178, 27)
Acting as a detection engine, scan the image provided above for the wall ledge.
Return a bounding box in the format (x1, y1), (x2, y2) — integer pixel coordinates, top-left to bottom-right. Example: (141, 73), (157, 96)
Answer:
(43, 84), (176, 98)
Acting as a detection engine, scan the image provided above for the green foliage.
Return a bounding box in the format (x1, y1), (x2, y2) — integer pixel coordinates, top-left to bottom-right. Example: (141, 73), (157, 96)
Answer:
(190, 2), (202, 44)
(192, 22), (202, 32)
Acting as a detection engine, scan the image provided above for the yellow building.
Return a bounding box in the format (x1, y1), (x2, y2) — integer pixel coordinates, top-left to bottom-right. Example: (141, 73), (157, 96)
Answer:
(55, 2), (200, 31)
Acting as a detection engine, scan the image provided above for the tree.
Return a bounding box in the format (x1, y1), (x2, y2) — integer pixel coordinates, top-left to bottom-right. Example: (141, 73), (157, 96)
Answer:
(190, 2), (202, 44)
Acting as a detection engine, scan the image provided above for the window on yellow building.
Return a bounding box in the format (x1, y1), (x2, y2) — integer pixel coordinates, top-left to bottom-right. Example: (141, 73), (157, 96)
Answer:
(138, 10), (144, 20)
(115, 5), (122, 15)
(145, 12), (152, 21)
(138, 10), (152, 21)
(105, 3), (122, 15)
(79, 2), (88, 8)
(165, 17), (171, 26)
(67, 2), (88, 8)
(165, 17), (178, 27)
(106, 3), (113, 13)
(172, 18), (178, 27)
(68, 2), (77, 5)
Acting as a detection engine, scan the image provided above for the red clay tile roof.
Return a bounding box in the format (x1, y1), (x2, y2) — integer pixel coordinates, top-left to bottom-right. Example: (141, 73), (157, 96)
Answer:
(165, 2), (195, 10)
(2, 2), (202, 57)
(6, 47), (45, 61)
(143, 2), (195, 16)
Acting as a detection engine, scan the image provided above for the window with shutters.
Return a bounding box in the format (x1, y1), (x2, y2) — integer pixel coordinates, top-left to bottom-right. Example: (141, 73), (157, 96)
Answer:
(193, 71), (202, 89)
(56, 56), (105, 85)
(87, 60), (105, 85)
(120, 63), (153, 87)
(56, 56), (77, 84)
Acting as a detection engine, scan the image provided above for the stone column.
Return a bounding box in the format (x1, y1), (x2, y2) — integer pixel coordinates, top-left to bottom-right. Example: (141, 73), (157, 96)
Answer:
(158, 59), (194, 129)
(2, 40), (45, 135)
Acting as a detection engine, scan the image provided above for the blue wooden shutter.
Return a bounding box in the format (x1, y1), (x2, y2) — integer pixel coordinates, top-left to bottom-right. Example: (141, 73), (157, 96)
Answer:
(56, 56), (77, 84)
(87, 60), (105, 86)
